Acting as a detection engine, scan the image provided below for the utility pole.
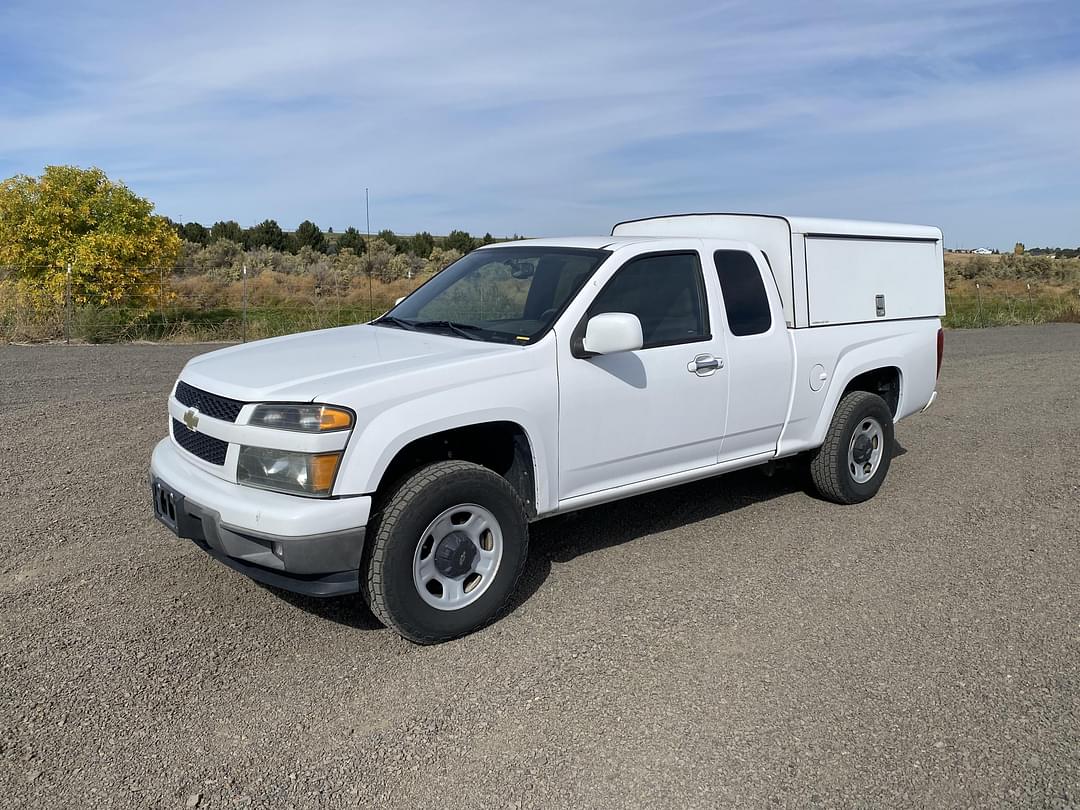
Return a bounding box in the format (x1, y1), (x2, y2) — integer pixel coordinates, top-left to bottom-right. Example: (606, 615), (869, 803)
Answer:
(365, 188), (372, 320)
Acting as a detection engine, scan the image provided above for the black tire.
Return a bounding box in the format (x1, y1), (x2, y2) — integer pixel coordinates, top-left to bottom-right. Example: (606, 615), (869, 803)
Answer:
(361, 460), (528, 644)
(809, 391), (895, 505)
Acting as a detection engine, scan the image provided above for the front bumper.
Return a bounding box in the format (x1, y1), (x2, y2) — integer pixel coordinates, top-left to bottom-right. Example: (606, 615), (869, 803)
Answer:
(150, 439), (370, 597)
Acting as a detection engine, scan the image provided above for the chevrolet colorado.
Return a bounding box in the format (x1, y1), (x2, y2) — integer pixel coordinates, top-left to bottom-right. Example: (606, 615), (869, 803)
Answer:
(151, 213), (945, 643)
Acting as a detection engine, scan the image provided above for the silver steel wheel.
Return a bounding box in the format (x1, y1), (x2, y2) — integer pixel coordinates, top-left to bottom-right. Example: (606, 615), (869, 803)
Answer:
(847, 416), (884, 484)
(412, 503), (504, 611)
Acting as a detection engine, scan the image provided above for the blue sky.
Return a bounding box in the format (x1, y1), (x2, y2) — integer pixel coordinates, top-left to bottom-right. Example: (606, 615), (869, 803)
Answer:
(1, 0), (1078, 248)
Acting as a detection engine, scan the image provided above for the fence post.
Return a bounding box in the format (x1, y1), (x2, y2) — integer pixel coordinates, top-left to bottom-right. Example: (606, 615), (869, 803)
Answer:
(976, 283), (983, 326)
(1026, 283), (1034, 324)
(242, 263), (248, 343)
(65, 263), (72, 344)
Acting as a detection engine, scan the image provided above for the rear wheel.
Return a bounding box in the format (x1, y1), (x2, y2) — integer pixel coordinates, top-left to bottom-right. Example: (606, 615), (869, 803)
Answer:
(362, 460), (528, 644)
(810, 391), (895, 504)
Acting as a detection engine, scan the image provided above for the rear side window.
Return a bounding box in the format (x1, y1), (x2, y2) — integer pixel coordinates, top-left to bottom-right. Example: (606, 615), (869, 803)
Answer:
(713, 250), (772, 336)
(589, 252), (709, 348)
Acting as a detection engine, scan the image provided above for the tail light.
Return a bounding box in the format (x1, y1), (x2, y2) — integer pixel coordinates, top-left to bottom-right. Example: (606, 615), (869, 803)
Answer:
(936, 328), (944, 379)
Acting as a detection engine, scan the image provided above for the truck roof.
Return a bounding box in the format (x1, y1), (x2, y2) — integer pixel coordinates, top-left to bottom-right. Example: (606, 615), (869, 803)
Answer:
(477, 236), (661, 251)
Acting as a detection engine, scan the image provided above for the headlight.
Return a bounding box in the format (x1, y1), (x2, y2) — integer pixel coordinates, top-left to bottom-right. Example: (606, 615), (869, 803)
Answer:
(237, 446), (342, 497)
(248, 404), (353, 433)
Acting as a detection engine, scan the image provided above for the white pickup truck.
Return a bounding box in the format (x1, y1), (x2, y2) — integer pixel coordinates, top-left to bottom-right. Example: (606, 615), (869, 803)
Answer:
(151, 213), (945, 643)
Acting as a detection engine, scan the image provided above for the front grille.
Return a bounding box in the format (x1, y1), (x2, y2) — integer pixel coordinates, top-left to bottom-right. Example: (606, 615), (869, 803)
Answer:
(174, 380), (244, 423)
(172, 418), (228, 465)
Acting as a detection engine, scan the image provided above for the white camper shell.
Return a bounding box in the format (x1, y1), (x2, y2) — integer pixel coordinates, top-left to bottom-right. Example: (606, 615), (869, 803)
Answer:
(612, 214), (946, 328)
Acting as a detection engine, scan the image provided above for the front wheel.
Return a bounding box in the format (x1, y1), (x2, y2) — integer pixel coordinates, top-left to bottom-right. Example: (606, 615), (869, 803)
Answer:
(809, 391), (895, 504)
(362, 461), (528, 644)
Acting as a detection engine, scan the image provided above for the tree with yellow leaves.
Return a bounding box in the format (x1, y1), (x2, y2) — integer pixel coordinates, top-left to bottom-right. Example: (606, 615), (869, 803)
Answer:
(0, 165), (181, 307)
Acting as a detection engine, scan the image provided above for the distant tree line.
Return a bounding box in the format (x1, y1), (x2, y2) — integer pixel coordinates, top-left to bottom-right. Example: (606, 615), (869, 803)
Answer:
(1025, 246), (1080, 258)
(166, 218), (506, 258)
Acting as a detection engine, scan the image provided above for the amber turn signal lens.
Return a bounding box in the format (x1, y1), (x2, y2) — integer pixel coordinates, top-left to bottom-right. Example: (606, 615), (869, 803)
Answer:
(319, 407), (353, 431)
(310, 452), (342, 495)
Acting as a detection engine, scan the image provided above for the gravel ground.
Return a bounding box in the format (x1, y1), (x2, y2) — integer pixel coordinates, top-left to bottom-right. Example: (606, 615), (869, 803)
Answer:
(1, 326), (1077, 809)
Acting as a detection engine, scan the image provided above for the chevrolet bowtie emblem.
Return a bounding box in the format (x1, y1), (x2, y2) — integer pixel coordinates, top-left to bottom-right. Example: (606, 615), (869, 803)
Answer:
(183, 408), (200, 432)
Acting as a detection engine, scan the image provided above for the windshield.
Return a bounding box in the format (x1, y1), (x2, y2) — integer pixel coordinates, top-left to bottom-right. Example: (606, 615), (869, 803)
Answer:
(375, 246), (610, 344)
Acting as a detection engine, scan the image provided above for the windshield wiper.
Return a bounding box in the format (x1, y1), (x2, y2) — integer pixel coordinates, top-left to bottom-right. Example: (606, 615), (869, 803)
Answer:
(374, 316), (493, 341)
(411, 320), (486, 340)
(372, 315), (418, 331)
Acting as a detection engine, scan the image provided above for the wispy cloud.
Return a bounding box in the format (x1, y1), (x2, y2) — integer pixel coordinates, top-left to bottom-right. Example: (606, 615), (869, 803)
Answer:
(1, 0), (1077, 247)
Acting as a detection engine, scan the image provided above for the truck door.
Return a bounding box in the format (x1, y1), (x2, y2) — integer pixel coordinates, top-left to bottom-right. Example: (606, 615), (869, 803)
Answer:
(710, 247), (794, 461)
(556, 248), (731, 501)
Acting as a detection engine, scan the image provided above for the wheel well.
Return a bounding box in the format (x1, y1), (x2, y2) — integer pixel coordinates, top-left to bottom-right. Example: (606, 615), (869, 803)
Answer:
(842, 367), (901, 417)
(377, 422), (537, 517)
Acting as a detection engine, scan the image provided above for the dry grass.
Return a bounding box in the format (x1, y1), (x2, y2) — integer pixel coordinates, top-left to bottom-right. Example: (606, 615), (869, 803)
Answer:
(0, 272), (429, 343)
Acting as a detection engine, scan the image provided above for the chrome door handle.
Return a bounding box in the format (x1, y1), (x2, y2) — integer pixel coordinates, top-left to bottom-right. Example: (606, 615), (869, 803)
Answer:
(687, 354), (723, 376)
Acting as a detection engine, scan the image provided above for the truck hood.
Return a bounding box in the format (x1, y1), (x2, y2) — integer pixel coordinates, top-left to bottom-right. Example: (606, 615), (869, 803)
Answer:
(179, 324), (519, 402)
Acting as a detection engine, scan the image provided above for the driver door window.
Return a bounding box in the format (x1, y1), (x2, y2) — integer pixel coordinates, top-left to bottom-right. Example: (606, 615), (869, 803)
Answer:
(587, 252), (710, 347)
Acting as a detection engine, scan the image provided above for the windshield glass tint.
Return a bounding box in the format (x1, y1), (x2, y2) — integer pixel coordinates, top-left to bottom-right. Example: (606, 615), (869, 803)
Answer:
(382, 246), (610, 343)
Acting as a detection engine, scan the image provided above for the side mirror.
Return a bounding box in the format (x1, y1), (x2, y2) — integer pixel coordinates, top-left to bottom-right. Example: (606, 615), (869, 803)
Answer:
(582, 312), (643, 355)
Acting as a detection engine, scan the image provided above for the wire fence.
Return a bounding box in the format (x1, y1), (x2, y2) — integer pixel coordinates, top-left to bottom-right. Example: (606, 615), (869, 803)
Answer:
(944, 283), (1080, 327)
(2, 265), (1079, 344)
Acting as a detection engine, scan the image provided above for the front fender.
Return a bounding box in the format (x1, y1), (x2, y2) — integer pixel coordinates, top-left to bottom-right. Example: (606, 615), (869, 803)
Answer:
(332, 342), (559, 514)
